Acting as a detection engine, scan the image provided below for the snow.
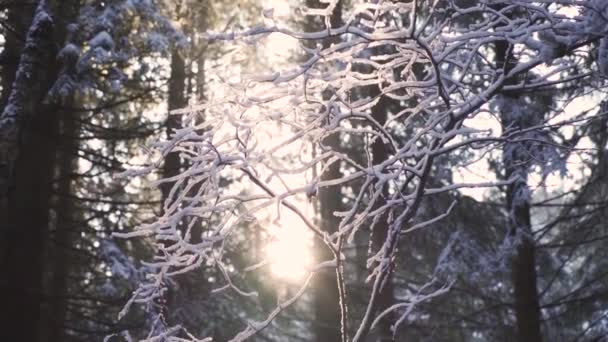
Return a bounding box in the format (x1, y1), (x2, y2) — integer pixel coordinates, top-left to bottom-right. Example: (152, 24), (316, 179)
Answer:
(0, 0), (54, 133)
(90, 31), (114, 50)
(57, 43), (80, 61)
(115, 0), (608, 340)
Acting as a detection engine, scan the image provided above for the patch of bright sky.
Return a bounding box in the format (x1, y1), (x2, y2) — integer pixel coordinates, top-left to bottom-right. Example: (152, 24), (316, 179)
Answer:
(261, 0), (298, 60)
(248, 112), (316, 282)
(555, 4), (580, 19)
(454, 0), (590, 202)
(226, 0), (314, 281)
(265, 208), (314, 281)
(456, 92), (599, 202)
(228, 98), (317, 281)
(453, 109), (501, 200)
(536, 93), (598, 193)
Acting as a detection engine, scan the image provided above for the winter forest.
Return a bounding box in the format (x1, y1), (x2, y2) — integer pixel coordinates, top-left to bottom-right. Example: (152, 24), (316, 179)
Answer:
(2, 0), (608, 341)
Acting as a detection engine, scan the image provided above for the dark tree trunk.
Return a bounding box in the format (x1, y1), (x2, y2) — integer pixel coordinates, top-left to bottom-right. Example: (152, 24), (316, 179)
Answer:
(313, 127), (343, 342)
(0, 1), (79, 340)
(159, 46), (188, 329)
(368, 96), (395, 341)
(495, 39), (543, 342)
(0, 3), (57, 341)
(511, 231), (542, 342)
(0, 0), (35, 232)
(42, 109), (78, 342)
(1, 103), (59, 342)
(307, 1), (344, 341)
(161, 50), (187, 205)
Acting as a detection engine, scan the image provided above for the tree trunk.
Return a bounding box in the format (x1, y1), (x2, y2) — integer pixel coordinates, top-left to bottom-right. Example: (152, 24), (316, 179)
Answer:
(314, 127), (343, 342)
(0, 1), (78, 340)
(307, 1), (344, 340)
(495, 39), (543, 342)
(368, 96), (395, 341)
(159, 46), (188, 330)
(0, 0), (35, 270)
(0, 3), (57, 341)
(42, 108), (78, 342)
(161, 50), (187, 205)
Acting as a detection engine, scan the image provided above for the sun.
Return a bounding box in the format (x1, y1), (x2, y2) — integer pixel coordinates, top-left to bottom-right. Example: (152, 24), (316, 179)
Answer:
(265, 212), (312, 281)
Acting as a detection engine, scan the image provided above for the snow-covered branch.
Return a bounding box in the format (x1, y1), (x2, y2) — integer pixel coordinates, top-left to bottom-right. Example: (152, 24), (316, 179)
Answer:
(119, 0), (608, 340)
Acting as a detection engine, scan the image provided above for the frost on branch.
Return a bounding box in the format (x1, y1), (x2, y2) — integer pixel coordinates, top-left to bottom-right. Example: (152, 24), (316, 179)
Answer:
(118, 1), (607, 341)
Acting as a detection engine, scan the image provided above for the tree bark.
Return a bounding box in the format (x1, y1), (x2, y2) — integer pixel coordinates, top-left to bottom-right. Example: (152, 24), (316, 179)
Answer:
(307, 1), (344, 340)
(158, 45), (188, 331)
(161, 50), (187, 205)
(42, 108), (78, 342)
(0, 0), (35, 268)
(368, 96), (395, 341)
(495, 39), (543, 342)
(0, 1), (78, 340)
(0, 2), (57, 340)
(314, 126), (343, 342)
